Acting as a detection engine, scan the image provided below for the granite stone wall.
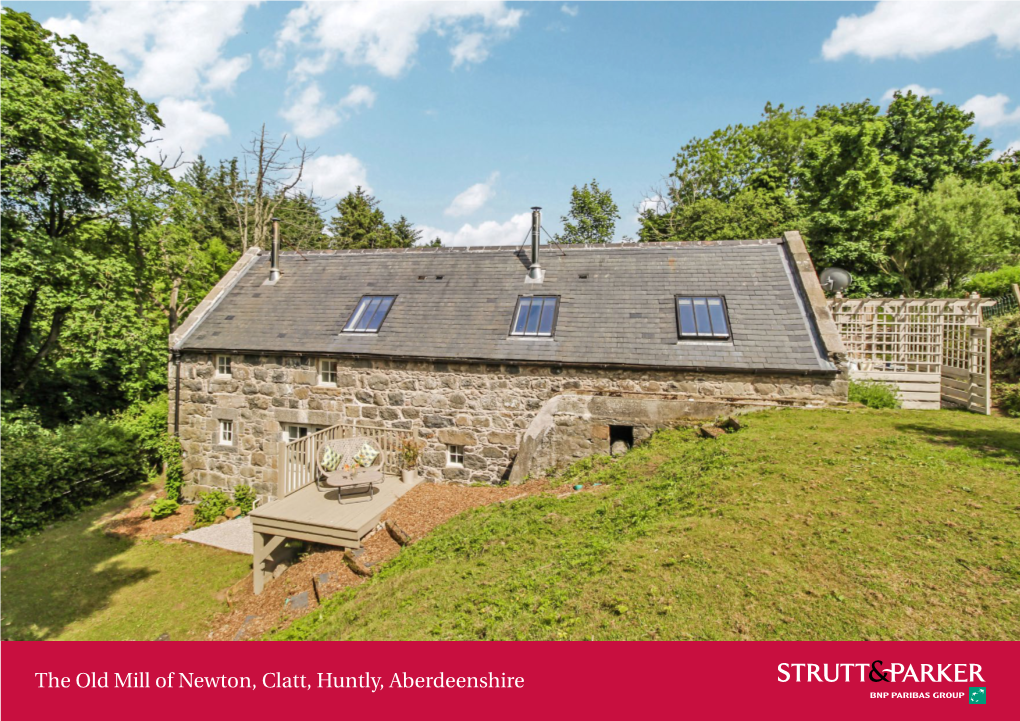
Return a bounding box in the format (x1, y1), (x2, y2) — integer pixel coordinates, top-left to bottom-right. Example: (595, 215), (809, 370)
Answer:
(171, 352), (846, 499)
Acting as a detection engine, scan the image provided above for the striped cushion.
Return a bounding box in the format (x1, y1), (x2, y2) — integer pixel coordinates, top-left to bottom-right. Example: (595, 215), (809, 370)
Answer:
(321, 446), (343, 472)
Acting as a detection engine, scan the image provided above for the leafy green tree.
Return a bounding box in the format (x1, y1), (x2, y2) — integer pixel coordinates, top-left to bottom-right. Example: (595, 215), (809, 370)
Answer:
(883, 91), (992, 191)
(556, 180), (620, 244)
(641, 104), (816, 243)
(886, 177), (1018, 295)
(798, 102), (902, 294)
(640, 187), (801, 243)
(1, 8), (159, 396)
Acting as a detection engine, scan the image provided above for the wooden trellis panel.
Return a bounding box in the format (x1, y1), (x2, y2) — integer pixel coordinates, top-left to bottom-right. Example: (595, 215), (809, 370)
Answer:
(829, 298), (989, 413)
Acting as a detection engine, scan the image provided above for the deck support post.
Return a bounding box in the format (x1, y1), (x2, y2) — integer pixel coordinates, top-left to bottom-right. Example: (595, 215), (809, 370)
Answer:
(252, 531), (287, 595)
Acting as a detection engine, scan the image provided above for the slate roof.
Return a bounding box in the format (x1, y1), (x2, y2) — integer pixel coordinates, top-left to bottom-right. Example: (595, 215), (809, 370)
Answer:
(177, 240), (836, 374)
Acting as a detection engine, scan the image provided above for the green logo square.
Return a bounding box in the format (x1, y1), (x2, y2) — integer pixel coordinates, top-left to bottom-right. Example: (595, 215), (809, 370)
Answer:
(969, 687), (986, 704)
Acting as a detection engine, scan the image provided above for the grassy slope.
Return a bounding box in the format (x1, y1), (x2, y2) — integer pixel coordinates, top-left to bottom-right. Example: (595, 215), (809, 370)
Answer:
(1, 486), (251, 641)
(276, 409), (1019, 641)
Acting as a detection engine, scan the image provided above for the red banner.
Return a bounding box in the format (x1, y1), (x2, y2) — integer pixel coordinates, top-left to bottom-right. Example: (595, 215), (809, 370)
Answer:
(2, 641), (1015, 719)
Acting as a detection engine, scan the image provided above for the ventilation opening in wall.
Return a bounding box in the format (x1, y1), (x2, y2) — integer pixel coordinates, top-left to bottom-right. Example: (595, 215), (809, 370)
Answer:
(609, 425), (634, 449)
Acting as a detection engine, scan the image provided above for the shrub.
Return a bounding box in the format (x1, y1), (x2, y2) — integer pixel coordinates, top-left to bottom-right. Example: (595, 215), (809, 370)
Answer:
(158, 435), (185, 502)
(117, 395), (184, 502)
(233, 485), (257, 516)
(964, 265), (1020, 298)
(193, 489), (230, 526)
(985, 314), (1020, 381)
(150, 498), (180, 520)
(997, 383), (1020, 418)
(848, 380), (901, 409)
(1, 413), (144, 537)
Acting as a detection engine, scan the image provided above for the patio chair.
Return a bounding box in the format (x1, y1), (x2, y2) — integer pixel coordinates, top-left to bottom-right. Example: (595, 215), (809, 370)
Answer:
(315, 437), (385, 504)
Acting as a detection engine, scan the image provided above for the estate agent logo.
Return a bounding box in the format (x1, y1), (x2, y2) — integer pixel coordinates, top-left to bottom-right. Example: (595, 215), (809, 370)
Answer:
(969, 687), (986, 705)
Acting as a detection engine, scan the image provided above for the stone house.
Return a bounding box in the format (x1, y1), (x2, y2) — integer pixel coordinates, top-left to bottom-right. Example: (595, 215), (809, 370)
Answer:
(169, 215), (846, 502)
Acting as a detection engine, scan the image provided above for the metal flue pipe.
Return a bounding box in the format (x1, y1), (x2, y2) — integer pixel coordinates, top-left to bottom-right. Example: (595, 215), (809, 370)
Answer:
(528, 207), (543, 281)
(270, 217), (281, 282)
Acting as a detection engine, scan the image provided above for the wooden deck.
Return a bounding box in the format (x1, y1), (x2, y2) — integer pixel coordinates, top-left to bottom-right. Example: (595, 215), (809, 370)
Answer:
(249, 474), (419, 593)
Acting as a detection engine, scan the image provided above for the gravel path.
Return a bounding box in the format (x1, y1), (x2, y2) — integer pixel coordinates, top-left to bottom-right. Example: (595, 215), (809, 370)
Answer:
(175, 517), (253, 555)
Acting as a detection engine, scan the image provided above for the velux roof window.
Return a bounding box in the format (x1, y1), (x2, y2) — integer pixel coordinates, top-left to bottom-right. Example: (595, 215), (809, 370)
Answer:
(511, 296), (559, 337)
(343, 296), (395, 333)
(676, 297), (730, 340)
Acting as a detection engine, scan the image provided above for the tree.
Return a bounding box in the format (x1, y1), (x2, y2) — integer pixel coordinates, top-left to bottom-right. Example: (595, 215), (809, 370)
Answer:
(641, 103), (816, 243)
(1, 8), (160, 394)
(273, 192), (327, 249)
(326, 187), (419, 249)
(640, 187), (801, 243)
(224, 125), (313, 252)
(391, 215), (423, 247)
(798, 102), (903, 294)
(556, 180), (620, 244)
(883, 91), (992, 191)
(885, 177), (1018, 295)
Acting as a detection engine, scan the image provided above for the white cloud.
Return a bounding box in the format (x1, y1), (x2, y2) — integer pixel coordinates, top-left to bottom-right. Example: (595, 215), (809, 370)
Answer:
(281, 83), (377, 138)
(444, 172), (499, 217)
(636, 195), (665, 222)
(881, 84), (943, 102)
(141, 98), (229, 166)
(992, 139), (1020, 160)
(204, 55), (253, 94)
(44, 2), (256, 163)
(419, 212), (532, 247)
(341, 85), (377, 110)
(45, 1), (256, 98)
(822, 2), (1020, 61)
(961, 93), (1020, 128)
(268, 1), (523, 79)
(451, 32), (490, 67)
(561, 5), (579, 18)
(299, 154), (372, 202)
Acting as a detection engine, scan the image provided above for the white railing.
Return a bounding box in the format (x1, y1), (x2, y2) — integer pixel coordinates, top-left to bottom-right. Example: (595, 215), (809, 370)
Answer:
(278, 422), (415, 498)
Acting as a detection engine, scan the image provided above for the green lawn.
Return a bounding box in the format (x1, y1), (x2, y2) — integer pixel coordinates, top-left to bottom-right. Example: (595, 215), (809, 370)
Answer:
(1, 486), (251, 641)
(275, 408), (1020, 641)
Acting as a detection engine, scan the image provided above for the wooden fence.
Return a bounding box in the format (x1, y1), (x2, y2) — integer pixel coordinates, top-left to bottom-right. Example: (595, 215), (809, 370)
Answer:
(278, 422), (415, 498)
(829, 297), (991, 413)
(941, 326), (992, 414)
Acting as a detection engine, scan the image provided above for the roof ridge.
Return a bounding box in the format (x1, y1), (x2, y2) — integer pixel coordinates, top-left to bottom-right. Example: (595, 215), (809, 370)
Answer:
(275, 237), (786, 257)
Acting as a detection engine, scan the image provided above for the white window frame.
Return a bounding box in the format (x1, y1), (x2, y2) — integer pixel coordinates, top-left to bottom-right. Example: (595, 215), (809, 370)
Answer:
(215, 355), (232, 378)
(282, 424), (314, 443)
(446, 444), (465, 467)
(318, 358), (338, 386)
(218, 419), (234, 446)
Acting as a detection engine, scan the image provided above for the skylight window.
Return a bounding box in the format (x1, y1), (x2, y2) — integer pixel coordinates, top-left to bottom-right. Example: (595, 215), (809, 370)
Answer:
(511, 296), (559, 337)
(676, 297), (730, 339)
(343, 296), (395, 333)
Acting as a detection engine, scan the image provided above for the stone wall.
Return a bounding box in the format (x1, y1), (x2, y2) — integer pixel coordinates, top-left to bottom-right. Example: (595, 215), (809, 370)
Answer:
(171, 352), (846, 499)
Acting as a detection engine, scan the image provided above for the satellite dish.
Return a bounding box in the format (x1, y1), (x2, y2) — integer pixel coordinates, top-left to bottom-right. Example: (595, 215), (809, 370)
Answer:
(819, 267), (852, 293)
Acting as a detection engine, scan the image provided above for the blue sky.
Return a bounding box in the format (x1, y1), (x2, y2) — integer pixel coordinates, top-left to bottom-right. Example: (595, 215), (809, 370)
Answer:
(12, 1), (1020, 244)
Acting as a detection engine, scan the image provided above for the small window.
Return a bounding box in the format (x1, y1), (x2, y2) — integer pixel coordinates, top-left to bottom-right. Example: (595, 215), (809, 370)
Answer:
(343, 296), (396, 333)
(318, 359), (337, 385)
(446, 445), (464, 466)
(283, 425), (311, 443)
(218, 419), (234, 445)
(215, 355), (232, 377)
(510, 296), (559, 337)
(676, 297), (730, 339)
